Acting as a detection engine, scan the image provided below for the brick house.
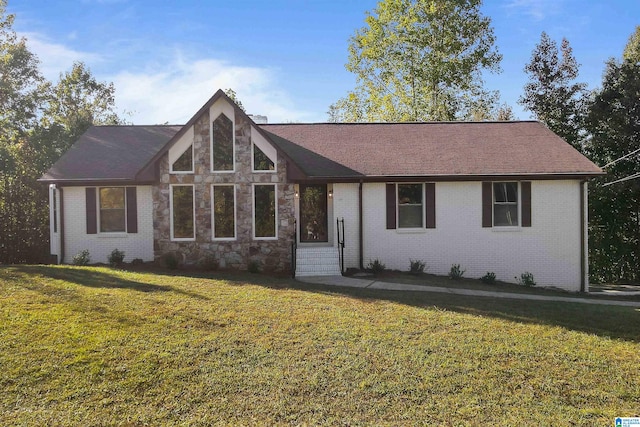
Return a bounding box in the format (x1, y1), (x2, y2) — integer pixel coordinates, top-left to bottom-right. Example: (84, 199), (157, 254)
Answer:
(40, 89), (603, 291)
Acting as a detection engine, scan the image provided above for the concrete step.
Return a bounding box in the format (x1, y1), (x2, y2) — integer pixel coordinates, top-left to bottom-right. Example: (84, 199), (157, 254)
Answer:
(295, 247), (342, 277)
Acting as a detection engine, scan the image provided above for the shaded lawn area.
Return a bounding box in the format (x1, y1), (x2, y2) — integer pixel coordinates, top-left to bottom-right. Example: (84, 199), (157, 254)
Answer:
(0, 265), (638, 425)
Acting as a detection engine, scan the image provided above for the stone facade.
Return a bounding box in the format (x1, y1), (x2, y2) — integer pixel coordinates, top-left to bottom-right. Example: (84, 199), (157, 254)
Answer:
(152, 105), (296, 272)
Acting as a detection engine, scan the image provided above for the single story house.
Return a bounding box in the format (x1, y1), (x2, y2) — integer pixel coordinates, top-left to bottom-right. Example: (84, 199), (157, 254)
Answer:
(40, 89), (603, 292)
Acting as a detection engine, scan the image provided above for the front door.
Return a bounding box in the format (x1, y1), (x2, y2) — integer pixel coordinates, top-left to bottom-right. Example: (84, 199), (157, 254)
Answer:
(300, 184), (328, 243)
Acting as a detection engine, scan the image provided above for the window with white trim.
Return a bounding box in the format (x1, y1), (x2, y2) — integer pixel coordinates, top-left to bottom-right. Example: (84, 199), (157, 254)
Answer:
(99, 187), (126, 232)
(171, 144), (193, 173)
(212, 185), (236, 239)
(253, 143), (275, 171)
(212, 113), (234, 171)
(171, 185), (195, 240)
(397, 183), (423, 228)
(493, 182), (518, 226)
(253, 184), (277, 239)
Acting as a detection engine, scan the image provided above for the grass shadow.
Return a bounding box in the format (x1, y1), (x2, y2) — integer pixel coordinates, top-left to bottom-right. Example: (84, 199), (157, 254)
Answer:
(7, 265), (210, 300)
(296, 282), (640, 344)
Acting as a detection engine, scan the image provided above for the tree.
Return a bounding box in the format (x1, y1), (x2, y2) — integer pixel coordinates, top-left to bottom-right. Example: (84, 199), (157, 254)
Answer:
(585, 27), (640, 282)
(329, 0), (502, 122)
(224, 88), (245, 112)
(519, 32), (587, 150)
(0, 1), (124, 264)
(623, 25), (640, 63)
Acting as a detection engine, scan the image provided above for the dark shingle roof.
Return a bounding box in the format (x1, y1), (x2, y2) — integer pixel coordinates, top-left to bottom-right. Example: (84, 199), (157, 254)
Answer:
(41, 125), (181, 183)
(260, 121), (603, 179)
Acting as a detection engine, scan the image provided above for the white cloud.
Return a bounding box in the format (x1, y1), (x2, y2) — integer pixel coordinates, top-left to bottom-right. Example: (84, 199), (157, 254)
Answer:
(19, 32), (317, 124)
(20, 32), (103, 81)
(111, 55), (316, 124)
(505, 0), (563, 21)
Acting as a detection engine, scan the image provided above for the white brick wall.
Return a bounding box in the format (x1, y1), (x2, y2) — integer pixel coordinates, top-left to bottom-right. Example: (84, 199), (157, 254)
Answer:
(62, 186), (155, 264)
(350, 180), (584, 291)
(332, 183), (361, 269)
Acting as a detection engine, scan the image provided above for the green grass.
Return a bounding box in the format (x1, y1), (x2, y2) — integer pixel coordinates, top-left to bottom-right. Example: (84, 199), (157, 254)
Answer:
(1, 265), (639, 425)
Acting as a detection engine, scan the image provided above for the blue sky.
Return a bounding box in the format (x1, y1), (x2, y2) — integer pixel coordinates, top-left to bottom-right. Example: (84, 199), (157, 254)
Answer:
(8, 0), (640, 124)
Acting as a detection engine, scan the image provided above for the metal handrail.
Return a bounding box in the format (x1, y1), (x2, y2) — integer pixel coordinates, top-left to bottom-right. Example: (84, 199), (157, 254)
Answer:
(336, 217), (345, 275)
(291, 218), (297, 278)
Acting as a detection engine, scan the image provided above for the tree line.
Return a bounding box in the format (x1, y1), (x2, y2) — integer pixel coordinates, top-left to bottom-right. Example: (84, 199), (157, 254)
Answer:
(0, 0), (123, 263)
(2, 0), (639, 284)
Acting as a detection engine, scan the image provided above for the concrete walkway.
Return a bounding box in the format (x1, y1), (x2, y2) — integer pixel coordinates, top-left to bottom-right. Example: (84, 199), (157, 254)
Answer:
(296, 275), (640, 308)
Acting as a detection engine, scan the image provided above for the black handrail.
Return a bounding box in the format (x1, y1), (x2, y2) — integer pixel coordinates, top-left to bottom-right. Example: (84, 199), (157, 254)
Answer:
(291, 218), (297, 278)
(336, 217), (345, 275)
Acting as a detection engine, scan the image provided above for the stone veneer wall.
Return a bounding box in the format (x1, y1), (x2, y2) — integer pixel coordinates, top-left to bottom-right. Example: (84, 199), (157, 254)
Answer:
(152, 108), (296, 272)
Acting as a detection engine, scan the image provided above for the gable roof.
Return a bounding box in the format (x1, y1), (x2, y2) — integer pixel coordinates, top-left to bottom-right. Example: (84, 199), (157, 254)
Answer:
(260, 121), (603, 180)
(41, 90), (603, 185)
(40, 125), (181, 184)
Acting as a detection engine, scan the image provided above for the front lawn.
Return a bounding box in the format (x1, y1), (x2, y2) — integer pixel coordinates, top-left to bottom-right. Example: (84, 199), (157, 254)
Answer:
(0, 265), (638, 425)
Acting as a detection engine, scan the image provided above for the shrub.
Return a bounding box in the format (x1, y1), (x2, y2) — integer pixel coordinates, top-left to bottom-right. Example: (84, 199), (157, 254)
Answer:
(367, 259), (386, 275)
(517, 272), (536, 287)
(248, 260), (261, 274)
(480, 271), (496, 284)
(108, 249), (125, 268)
(409, 259), (426, 275)
(72, 249), (91, 266)
(164, 253), (179, 270)
(198, 254), (219, 271)
(448, 264), (465, 280)
(131, 258), (144, 266)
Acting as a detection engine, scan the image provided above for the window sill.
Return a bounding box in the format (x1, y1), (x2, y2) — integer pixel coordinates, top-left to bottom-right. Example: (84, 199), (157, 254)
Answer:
(171, 237), (196, 242)
(491, 226), (522, 232)
(253, 237), (278, 241)
(98, 233), (128, 238)
(252, 170), (277, 174)
(395, 228), (428, 234)
(170, 170), (194, 174)
(213, 237), (236, 242)
(211, 169), (235, 174)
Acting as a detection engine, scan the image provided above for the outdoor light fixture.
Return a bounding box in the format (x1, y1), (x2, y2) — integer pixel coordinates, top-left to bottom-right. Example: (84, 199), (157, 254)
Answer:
(329, 189), (333, 198)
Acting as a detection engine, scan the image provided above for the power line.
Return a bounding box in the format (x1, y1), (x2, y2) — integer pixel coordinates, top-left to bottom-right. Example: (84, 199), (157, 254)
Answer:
(603, 147), (640, 168)
(603, 171), (640, 187)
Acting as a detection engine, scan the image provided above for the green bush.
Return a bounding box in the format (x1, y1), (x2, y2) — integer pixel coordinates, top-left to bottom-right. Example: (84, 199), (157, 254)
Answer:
(367, 259), (386, 275)
(72, 249), (91, 266)
(448, 264), (465, 280)
(517, 272), (536, 287)
(248, 260), (261, 274)
(108, 249), (125, 268)
(164, 253), (179, 270)
(198, 254), (219, 271)
(480, 271), (496, 284)
(409, 259), (426, 275)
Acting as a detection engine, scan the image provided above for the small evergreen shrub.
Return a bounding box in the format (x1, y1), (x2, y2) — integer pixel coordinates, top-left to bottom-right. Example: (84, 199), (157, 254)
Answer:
(409, 259), (426, 275)
(517, 272), (536, 287)
(448, 264), (465, 280)
(72, 249), (91, 266)
(164, 253), (179, 270)
(480, 272), (496, 284)
(108, 249), (125, 267)
(131, 258), (144, 266)
(198, 254), (219, 271)
(248, 260), (261, 274)
(367, 259), (386, 275)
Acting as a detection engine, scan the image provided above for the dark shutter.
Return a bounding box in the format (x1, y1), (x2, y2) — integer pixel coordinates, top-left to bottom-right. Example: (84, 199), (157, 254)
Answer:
(521, 181), (531, 227)
(86, 187), (97, 234)
(482, 182), (492, 228)
(126, 187), (138, 233)
(425, 183), (436, 229)
(386, 184), (396, 230)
